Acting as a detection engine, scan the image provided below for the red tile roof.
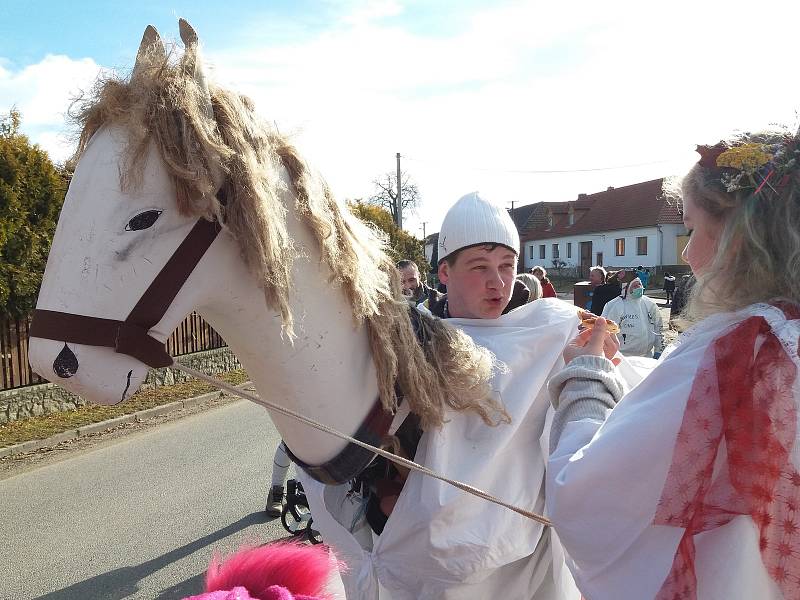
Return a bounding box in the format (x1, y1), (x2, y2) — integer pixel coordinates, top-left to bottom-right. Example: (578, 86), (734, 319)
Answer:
(517, 178), (681, 242)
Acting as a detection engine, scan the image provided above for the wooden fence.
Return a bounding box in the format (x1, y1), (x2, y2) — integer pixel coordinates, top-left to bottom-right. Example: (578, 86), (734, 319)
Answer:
(0, 312), (226, 391)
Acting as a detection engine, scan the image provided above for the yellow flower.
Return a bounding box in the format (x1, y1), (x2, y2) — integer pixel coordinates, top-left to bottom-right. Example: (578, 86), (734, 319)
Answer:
(716, 144), (773, 172)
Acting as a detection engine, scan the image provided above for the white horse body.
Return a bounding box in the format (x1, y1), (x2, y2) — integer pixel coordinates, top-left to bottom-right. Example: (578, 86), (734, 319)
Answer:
(31, 124), (377, 465)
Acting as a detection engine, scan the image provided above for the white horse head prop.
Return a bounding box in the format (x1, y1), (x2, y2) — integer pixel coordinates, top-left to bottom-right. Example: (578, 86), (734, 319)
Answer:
(29, 21), (501, 474)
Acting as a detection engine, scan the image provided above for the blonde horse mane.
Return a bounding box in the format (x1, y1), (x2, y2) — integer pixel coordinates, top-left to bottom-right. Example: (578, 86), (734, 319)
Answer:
(69, 27), (507, 429)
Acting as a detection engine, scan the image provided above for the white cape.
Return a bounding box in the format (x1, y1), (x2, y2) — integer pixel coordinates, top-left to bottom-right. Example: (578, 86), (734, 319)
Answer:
(300, 299), (584, 599)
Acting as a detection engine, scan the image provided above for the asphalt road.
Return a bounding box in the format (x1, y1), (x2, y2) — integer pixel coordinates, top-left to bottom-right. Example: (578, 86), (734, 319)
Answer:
(0, 399), (293, 600)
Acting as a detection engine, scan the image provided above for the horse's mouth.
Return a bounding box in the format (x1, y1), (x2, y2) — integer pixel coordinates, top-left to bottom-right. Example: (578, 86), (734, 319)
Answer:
(120, 370), (134, 402)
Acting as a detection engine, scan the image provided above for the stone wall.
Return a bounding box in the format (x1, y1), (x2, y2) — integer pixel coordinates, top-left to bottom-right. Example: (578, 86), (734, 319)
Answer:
(0, 347), (241, 424)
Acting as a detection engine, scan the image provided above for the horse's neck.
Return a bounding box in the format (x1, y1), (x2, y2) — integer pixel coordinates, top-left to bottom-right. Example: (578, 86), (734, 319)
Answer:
(191, 202), (379, 466)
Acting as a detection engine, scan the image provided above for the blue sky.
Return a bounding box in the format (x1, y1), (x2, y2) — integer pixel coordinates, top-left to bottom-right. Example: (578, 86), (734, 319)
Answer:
(2, 0), (800, 235)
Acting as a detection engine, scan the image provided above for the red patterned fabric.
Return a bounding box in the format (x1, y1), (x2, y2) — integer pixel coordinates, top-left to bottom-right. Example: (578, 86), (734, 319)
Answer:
(653, 308), (800, 599)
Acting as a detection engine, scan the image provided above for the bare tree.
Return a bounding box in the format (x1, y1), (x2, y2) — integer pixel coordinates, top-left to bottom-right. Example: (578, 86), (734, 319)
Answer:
(369, 171), (420, 225)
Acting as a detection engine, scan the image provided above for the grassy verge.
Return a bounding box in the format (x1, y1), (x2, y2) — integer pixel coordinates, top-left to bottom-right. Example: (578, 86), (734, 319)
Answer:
(0, 369), (249, 448)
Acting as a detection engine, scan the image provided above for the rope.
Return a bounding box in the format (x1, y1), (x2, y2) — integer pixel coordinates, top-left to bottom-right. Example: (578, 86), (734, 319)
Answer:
(172, 362), (552, 526)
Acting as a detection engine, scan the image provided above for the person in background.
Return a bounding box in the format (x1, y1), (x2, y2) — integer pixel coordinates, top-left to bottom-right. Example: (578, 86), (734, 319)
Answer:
(589, 269), (622, 318)
(669, 273), (694, 324)
(531, 265), (558, 298)
(585, 266), (607, 312)
(635, 265), (650, 289)
(516, 271), (543, 302)
(615, 268), (630, 287)
(601, 277), (664, 358)
(396, 259), (432, 305)
(266, 440), (291, 517)
(662, 271), (676, 306)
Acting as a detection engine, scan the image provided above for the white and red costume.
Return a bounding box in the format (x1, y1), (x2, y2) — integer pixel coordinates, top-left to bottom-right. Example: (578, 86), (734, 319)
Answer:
(547, 301), (800, 599)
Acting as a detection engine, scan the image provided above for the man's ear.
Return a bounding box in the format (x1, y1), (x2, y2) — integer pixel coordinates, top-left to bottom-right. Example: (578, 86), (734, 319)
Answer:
(438, 261), (449, 284)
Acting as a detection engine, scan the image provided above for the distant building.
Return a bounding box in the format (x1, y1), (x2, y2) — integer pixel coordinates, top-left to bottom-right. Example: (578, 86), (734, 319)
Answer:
(511, 179), (689, 278)
(424, 232), (439, 269)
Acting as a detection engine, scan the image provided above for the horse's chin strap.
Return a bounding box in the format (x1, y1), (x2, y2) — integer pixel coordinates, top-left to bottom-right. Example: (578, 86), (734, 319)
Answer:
(30, 217), (221, 368)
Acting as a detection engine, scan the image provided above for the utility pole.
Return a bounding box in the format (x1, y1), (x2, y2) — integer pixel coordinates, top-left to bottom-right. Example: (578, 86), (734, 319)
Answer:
(396, 152), (403, 230)
(421, 221), (429, 284)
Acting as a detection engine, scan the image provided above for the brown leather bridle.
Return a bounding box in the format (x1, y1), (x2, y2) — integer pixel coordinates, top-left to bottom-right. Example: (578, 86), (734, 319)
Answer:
(29, 205), (405, 488)
(30, 216), (221, 369)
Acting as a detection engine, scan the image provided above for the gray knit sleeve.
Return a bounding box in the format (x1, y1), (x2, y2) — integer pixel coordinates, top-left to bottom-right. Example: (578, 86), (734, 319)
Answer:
(548, 355), (626, 454)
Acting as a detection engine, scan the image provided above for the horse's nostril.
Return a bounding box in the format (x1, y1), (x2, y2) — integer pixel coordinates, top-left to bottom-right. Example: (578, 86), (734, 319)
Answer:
(53, 343), (79, 378)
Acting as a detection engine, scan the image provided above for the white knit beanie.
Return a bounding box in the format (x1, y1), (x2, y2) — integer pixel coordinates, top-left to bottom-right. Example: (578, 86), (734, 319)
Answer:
(437, 192), (520, 263)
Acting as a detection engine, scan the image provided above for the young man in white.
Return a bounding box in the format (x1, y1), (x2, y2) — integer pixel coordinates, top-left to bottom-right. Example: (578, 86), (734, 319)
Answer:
(299, 193), (601, 599)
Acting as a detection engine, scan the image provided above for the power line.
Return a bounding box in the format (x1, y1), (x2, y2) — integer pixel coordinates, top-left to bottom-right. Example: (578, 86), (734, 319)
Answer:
(403, 154), (674, 174)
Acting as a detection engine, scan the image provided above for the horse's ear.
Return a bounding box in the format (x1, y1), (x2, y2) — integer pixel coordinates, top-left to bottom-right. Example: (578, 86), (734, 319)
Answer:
(132, 25), (165, 79)
(178, 18), (199, 48)
(178, 18), (214, 120)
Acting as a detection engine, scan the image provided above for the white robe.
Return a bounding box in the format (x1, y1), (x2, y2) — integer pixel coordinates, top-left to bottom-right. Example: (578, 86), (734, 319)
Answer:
(600, 294), (663, 357)
(300, 299), (583, 599)
(547, 302), (800, 600)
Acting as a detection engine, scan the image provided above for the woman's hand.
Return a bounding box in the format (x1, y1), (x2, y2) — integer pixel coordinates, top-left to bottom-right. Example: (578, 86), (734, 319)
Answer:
(566, 316), (621, 365)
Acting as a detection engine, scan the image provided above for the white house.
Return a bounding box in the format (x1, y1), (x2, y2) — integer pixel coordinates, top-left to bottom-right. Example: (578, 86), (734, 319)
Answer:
(513, 179), (689, 278)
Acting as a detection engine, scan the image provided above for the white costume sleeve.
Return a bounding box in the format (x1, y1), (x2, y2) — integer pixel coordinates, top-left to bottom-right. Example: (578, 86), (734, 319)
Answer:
(546, 339), (707, 599)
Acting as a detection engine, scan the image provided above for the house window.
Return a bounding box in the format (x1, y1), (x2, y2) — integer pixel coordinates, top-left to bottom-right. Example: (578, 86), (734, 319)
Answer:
(567, 242), (572, 259)
(615, 238), (625, 256)
(637, 236), (648, 255)
(552, 243), (559, 259)
(539, 245), (546, 259)
(529, 245), (534, 260)
(596, 252), (603, 266)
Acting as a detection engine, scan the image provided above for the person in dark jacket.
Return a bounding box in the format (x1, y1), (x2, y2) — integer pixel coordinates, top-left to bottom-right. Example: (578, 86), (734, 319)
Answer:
(585, 266), (607, 312)
(662, 271), (677, 306)
(396, 259), (433, 305)
(669, 273), (695, 323)
(590, 269), (623, 317)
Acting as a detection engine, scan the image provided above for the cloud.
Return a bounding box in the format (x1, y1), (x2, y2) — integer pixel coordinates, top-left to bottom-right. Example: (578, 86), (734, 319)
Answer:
(0, 54), (104, 162)
(5, 0), (800, 234)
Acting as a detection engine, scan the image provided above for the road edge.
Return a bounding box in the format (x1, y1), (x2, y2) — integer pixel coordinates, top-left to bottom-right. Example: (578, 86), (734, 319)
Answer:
(0, 381), (254, 459)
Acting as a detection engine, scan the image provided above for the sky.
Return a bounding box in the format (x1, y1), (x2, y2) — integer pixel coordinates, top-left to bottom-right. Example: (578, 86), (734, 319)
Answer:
(3, 0), (800, 238)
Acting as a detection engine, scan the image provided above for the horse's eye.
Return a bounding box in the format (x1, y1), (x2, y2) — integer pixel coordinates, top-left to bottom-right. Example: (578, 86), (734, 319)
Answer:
(125, 210), (162, 231)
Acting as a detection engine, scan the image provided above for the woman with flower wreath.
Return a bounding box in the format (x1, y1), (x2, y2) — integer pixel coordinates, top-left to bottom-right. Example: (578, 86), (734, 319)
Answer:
(545, 129), (800, 599)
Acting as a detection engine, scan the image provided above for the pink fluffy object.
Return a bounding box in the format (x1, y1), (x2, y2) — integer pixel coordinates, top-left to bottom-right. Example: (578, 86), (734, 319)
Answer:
(184, 542), (339, 600)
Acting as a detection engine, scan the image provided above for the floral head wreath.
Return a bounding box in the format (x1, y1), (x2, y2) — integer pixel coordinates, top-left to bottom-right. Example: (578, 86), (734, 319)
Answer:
(696, 128), (800, 196)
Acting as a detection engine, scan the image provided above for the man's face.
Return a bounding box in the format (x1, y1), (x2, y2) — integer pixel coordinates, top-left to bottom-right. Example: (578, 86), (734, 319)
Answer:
(589, 270), (604, 287)
(438, 245), (517, 319)
(399, 266), (420, 296)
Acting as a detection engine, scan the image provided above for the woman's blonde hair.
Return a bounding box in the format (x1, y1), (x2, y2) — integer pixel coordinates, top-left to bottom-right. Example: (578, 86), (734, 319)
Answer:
(671, 130), (800, 322)
(516, 273), (542, 301)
